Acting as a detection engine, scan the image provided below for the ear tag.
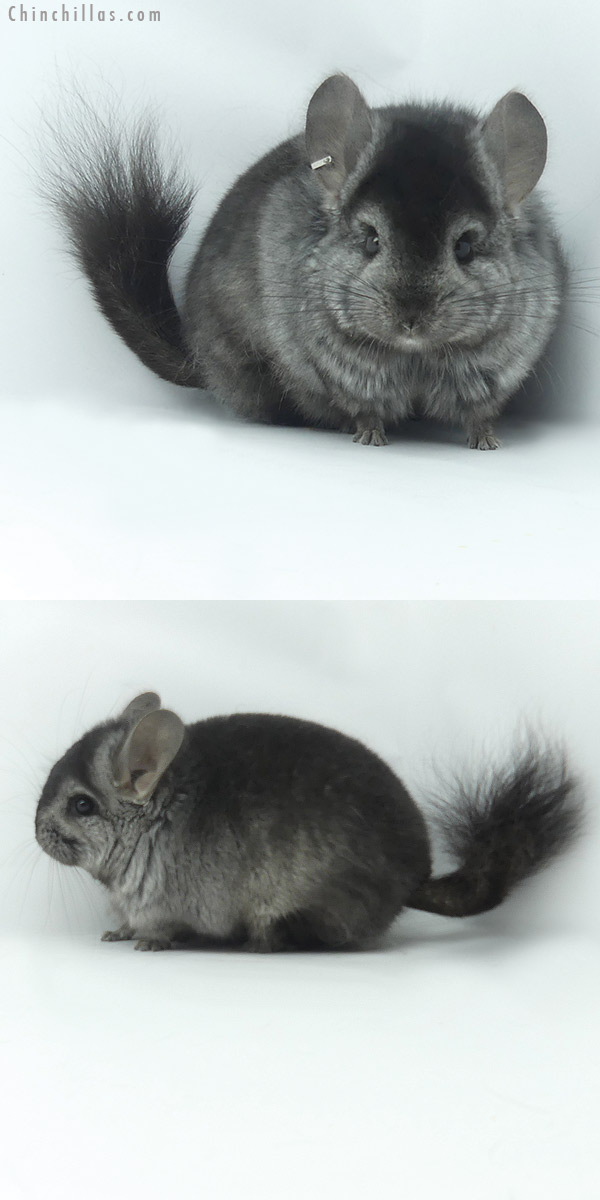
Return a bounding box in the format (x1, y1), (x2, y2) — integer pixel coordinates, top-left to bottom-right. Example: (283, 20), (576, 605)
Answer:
(310, 155), (334, 170)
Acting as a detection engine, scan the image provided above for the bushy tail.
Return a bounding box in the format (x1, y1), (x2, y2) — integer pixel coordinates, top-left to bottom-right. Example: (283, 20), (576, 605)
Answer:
(407, 741), (582, 917)
(43, 101), (200, 386)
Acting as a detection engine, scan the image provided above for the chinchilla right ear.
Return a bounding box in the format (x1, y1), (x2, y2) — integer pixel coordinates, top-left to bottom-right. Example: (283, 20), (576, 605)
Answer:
(305, 74), (372, 196)
(113, 708), (185, 803)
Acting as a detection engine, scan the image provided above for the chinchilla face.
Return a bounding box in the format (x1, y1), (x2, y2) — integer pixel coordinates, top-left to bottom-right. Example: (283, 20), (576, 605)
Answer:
(305, 77), (549, 353)
(319, 129), (514, 352)
(35, 693), (184, 881)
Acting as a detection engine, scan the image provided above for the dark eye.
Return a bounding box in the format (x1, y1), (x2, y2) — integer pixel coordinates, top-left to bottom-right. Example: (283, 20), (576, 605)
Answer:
(454, 233), (474, 263)
(71, 794), (98, 817)
(364, 228), (380, 257)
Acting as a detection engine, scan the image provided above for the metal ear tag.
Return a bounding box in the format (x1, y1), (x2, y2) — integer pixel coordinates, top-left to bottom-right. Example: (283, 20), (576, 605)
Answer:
(310, 155), (333, 170)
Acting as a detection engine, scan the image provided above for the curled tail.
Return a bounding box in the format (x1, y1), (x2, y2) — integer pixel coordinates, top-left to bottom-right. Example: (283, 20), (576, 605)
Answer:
(44, 104), (200, 386)
(408, 741), (582, 918)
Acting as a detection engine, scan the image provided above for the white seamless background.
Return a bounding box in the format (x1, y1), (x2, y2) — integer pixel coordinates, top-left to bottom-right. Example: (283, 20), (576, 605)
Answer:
(0, 600), (598, 1200)
(0, 0), (600, 599)
(1, 3), (599, 1198)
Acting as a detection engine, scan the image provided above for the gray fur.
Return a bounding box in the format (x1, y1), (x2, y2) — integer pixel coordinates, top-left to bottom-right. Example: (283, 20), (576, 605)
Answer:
(47, 76), (566, 448)
(34, 694), (581, 953)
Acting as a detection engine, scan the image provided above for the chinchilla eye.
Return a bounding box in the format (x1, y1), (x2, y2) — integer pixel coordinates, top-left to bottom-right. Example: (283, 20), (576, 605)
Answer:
(364, 228), (380, 257)
(454, 233), (474, 263)
(71, 794), (98, 817)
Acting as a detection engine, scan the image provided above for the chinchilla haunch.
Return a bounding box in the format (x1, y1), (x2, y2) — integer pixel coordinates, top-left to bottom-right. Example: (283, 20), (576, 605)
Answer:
(35, 694), (581, 952)
(45, 75), (566, 448)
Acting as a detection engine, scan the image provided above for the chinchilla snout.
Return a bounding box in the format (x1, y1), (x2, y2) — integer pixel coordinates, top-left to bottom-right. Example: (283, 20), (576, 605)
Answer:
(35, 814), (83, 866)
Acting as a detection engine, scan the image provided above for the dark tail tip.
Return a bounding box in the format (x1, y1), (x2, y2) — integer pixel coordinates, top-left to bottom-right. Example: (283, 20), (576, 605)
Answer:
(407, 738), (583, 919)
(38, 91), (200, 387)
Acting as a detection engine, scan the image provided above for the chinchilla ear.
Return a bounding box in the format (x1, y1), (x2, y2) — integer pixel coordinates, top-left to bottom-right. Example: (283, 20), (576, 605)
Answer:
(482, 91), (547, 207)
(305, 74), (372, 195)
(113, 709), (184, 803)
(120, 692), (161, 723)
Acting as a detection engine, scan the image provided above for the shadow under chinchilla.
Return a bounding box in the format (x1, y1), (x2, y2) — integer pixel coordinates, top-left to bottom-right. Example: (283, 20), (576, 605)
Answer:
(381, 897), (576, 962)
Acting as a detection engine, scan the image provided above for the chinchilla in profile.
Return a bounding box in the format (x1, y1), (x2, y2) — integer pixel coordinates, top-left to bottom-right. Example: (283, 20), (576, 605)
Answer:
(35, 693), (581, 951)
(45, 75), (566, 448)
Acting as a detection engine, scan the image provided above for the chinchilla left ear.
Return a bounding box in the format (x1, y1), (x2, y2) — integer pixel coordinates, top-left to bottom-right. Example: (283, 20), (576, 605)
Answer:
(113, 709), (184, 803)
(482, 91), (547, 207)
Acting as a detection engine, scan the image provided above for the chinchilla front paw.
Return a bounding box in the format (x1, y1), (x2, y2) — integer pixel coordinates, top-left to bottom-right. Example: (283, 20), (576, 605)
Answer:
(468, 430), (502, 450)
(353, 425), (388, 447)
(134, 936), (178, 952)
(101, 925), (133, 942)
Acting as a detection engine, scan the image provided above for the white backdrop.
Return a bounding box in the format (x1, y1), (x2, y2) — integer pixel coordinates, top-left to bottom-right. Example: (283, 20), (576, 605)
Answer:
(1, 600), (598, 1200)
(1, 1), (600, 603)
(1, 5), (600, 1197)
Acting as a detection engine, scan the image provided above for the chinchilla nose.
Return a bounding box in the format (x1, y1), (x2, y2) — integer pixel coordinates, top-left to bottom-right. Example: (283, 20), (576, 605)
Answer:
(398, 293), (429, 332)
(400, 306), (423, 333)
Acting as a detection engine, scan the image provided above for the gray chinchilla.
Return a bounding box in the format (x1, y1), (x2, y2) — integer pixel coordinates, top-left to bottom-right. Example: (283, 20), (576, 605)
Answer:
(45, 74), (566, 448)
(34, 693), (581, 951)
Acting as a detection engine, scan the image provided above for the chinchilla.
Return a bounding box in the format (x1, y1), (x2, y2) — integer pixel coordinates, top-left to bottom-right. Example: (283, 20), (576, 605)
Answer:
(44, 74), (566, 449)
(34, 693), (581, 951)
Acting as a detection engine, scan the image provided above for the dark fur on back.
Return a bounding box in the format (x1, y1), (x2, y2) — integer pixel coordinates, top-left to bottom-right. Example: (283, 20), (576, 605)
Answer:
(34, 698), (583, 952)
